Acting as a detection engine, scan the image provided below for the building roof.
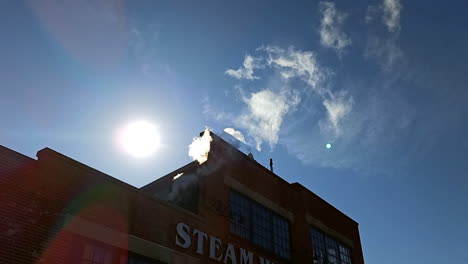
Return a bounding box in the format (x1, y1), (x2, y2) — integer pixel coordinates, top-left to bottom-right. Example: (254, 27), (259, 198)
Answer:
(142, 131), (359, 225)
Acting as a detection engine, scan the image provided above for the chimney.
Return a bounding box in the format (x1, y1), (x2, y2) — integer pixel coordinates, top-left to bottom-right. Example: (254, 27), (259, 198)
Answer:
(269, 158), (273, 172)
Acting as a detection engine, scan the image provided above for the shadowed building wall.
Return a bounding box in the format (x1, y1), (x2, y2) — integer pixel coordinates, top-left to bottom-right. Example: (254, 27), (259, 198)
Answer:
(0, 132), (364, 264)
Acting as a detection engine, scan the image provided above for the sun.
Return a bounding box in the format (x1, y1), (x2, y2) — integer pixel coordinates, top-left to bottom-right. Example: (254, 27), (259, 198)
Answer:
(119, 120), (160, 158)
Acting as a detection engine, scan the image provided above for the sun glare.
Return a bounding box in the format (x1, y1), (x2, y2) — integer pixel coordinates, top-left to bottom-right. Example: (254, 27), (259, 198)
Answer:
(119, 120), (160, 158)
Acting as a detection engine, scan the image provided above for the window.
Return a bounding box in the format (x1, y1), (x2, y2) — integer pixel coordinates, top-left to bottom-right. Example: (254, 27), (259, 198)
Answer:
(78, 237), (165, 264)
(121, 253), (167, 264)
(230, 190), (251, 241)
(311, 229), (352, 264)
(230, 190), (291, 259)
(82, 243), (113, 264)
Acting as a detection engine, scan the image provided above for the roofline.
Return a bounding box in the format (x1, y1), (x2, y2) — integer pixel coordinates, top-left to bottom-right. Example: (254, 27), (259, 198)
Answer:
(139, 131), (293, 189)
(290, 182), (359, 225)
(208, 131), (292, 187)
(37, 147), (140, 191)
(140, 160), (198, 190)
(35, 147), (205, 222)
(0, 145), (35, 161)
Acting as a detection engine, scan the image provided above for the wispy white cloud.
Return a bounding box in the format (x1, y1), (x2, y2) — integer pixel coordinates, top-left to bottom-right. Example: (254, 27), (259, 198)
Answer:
(218, 41), (419, 177)
(283, 75), (424, 177)
(224, 128), (247, 144)
(202, 96), (234, 122)
(365, 0), (403, 70)
(239, 89), (300, 150)
(262, 46), (326, 92)
(318, 2), (352, 53)
(366, 0), (402, 34)
(320, 92), (353, 137)
(365, 5), (379, 23)
(382, 0), (402, 34)
(365, 36), (403, 71)
(221, 46), (352, 151)
(225, 55), (261, 80)
(128, 23), (163, 76)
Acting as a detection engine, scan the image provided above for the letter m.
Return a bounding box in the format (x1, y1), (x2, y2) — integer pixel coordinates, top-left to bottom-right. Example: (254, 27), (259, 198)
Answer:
(259, 257), (275, 264)
(240, 248), (253, 264)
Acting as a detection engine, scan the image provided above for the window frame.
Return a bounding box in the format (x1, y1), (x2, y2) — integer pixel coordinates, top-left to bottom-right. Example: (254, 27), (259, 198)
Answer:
(310, 228), (352, 264)
(229, 189), (291, 259)
(71, 234), (166, 264)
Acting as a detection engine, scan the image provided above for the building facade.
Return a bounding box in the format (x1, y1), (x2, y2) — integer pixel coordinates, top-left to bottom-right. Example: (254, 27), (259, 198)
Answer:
(0, 131), (364, 264)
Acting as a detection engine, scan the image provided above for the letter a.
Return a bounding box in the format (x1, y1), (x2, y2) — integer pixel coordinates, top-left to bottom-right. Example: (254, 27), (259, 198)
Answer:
(223, 243), (237, 264)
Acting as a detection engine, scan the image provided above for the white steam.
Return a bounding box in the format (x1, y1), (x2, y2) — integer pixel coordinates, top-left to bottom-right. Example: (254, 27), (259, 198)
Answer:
(224, 128), (247, 144)
(188, 128), (213, 164)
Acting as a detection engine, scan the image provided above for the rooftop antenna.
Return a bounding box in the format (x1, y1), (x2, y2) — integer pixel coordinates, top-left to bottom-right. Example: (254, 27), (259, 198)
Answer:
(269, 158), (273, 172)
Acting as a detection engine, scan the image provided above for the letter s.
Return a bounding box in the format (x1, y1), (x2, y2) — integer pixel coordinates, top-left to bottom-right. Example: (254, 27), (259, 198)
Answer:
(175, 222), (191, 248)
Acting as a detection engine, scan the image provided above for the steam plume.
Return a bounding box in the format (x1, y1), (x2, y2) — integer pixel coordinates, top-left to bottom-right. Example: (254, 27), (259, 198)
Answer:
(188, 128), (213, 164)
(224, 127), (247, 144)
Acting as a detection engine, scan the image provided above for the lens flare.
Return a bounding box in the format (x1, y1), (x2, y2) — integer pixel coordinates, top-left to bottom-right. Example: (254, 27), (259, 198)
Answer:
(326, 143), (332, 149)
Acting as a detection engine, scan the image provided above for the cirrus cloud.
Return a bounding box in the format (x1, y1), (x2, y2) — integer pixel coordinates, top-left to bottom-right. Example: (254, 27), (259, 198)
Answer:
(318, 1), (352, 53)
(225, 55), (261, 80)
(222, 46), (352, 151)
(382, 0), (402, 34)
(365, 0), (403, 70)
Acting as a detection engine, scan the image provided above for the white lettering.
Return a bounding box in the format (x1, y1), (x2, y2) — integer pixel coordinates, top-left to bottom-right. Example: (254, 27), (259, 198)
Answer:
(240, 248), (253, 264)
(209, 235), (223, 261)
(259, 257), (274, 264)
(175, 223), (191, 248)
(223, 243), (237, 264)
(175, 223), (271, 263)
(193, 229), (208, 255)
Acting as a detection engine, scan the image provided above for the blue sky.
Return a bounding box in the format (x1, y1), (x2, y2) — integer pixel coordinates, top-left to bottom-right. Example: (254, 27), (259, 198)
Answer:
(2, 0), (468, 263)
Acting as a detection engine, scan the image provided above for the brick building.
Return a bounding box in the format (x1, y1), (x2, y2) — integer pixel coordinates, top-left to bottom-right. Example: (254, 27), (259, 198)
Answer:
(0, 131), (364, 264)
